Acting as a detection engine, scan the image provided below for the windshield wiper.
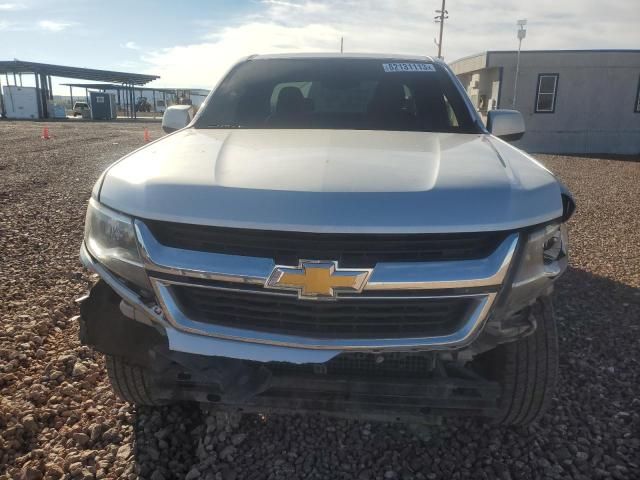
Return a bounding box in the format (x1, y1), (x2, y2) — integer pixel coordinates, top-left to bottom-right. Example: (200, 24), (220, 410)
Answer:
(205, 124), (245, 129)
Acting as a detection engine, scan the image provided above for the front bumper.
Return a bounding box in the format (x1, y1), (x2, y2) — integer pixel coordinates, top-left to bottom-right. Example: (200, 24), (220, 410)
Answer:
(78, 279), (503, 422)
(79, 222), (562, 419)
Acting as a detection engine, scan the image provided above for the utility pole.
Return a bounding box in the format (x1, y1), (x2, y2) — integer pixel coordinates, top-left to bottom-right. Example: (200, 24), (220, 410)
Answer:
(340, 37), (344, 54)
(512, 19), (527, 108)
(434, 0), (448, 59)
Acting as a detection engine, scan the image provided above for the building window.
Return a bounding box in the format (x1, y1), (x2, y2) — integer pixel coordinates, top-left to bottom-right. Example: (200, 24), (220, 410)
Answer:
(535, 74), (559, 113)
(635, 76), (640, 113)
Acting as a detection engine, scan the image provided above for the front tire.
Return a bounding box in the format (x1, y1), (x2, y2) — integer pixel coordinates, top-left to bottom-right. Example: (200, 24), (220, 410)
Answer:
(479, 297), (559, 425)
(105, 355), (165, 406)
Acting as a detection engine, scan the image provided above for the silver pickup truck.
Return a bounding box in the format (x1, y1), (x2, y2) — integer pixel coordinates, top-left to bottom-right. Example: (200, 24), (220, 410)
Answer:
(79, 54), (574, 425)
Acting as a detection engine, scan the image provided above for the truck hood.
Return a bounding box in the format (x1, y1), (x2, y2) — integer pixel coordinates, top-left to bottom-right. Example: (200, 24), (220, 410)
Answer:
(99, 128), (562, 233)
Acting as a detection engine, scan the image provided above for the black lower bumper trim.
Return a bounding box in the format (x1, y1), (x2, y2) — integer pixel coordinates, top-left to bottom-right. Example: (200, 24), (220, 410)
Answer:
(150, 361), (501, 422)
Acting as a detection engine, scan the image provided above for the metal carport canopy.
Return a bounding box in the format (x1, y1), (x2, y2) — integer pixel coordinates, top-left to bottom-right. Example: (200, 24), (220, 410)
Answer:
(60, 82), (176, 92)
(0, 60), (159, 85)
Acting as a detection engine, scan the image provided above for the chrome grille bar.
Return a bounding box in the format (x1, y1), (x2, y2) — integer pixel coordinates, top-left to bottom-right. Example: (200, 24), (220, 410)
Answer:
(135, 220), (518, 292)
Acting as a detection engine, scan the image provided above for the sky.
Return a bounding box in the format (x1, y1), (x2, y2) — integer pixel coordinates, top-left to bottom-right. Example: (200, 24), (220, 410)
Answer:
(0, 0), (638, 94)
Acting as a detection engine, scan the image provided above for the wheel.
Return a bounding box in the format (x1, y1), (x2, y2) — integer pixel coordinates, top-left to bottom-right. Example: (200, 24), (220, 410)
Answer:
(105, 354), (165, 406)
(477, 297), (559, 426)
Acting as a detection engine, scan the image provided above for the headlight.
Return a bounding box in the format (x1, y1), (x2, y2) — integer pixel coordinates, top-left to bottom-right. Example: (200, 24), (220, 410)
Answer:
(84, 198), (150, 289)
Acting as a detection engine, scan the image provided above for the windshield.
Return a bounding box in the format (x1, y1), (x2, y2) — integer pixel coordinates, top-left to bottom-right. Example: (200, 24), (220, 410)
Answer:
(194, 58), (480, 133)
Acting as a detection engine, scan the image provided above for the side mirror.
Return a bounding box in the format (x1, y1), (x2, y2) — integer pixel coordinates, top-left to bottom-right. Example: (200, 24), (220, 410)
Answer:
(161, 105), (193, 133)
(486, 109), (525, 141)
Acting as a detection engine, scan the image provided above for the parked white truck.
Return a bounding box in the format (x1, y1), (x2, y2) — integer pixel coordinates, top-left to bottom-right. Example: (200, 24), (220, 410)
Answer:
(79, 54), (574, 425)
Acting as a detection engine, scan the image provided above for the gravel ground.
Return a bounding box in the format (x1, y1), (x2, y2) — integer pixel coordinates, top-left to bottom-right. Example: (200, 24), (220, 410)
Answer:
(1, 121), (638, 480)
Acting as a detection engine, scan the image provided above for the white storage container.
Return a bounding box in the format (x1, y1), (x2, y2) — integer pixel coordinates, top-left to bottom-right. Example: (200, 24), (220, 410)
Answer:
(2, 86), (39, 119)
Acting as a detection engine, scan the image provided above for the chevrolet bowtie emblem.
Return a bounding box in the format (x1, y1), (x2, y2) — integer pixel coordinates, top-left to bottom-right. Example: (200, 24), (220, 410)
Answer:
(266, 260), (371, 300)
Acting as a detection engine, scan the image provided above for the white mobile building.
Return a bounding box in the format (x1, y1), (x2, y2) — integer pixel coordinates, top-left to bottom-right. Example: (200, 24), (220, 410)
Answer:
(450, 50), (640, 155)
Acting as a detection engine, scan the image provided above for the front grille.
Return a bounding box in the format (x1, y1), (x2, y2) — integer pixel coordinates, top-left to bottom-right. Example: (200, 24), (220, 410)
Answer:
(172, 286), (474, 339)
(144, 220), (509, 267)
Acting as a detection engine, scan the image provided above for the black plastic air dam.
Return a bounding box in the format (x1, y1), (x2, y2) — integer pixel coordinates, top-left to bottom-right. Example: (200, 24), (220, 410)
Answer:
(79, 280), (167, 364)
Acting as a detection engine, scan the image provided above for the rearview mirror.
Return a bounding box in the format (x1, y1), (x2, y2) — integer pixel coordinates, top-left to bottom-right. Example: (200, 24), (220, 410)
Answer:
(162, 105), (194, 133)
(486, 109), (525, 141)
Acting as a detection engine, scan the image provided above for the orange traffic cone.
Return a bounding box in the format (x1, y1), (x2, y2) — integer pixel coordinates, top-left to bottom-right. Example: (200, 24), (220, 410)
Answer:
(41, 126), (51, 140)
(143, 128), (150, 143)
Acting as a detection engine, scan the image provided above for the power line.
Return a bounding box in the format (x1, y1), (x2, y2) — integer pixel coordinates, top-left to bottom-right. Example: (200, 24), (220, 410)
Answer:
(434, 0), (448, 59)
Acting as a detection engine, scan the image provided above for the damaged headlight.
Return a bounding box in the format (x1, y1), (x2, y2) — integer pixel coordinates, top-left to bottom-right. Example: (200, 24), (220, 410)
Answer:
(84, 198), (150, 289)
(542, 223), (568, 275)
(507, 222), (568, 314)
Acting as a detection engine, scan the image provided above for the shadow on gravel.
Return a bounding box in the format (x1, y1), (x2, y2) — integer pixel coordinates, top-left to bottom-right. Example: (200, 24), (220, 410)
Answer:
(128, 267), (639, 480)
(133, 404), (204, 479)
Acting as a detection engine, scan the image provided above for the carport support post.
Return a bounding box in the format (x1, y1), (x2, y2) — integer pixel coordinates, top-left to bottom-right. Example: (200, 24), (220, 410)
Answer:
(122, 86), (127, 117)
(131, 85), (136, 119)
(0, 74), (5, 117)
(39, 73), (48, 119)
(34, 73), (42, 118)
(69, 86), (74, 111)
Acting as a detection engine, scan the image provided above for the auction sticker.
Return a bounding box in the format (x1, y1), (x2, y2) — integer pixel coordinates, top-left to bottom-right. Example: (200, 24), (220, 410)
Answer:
(382, 63), (436, 73)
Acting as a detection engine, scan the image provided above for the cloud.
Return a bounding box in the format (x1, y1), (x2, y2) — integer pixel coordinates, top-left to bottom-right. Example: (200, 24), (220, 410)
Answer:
(0, 3), (26, 10)
(122, 41), (140, 50)
(260, 0), (328, 14)
(145, 21), (340, 87)
(37, 20), (74, 32)
(143, 0), (639, 88)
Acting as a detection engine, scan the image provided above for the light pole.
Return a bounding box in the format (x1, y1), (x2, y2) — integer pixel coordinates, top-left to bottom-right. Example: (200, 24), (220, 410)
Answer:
(434, 0), (448, 59)
(512, 19), (527, 108)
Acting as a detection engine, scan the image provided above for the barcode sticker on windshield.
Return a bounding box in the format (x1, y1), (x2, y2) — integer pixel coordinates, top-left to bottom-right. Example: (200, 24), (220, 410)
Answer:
(383, 63), (436, 73)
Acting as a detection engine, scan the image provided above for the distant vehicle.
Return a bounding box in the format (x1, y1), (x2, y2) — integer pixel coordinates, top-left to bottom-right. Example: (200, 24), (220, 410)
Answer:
(135, 97), (151, 113)
(72, 102), (89, 117)
(155, 99), (166, 113)
(79, 54), (575, 426)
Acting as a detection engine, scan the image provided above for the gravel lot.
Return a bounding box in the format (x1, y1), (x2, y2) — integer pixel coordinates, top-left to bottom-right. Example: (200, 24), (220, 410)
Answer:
(1, 121), (638, 480)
